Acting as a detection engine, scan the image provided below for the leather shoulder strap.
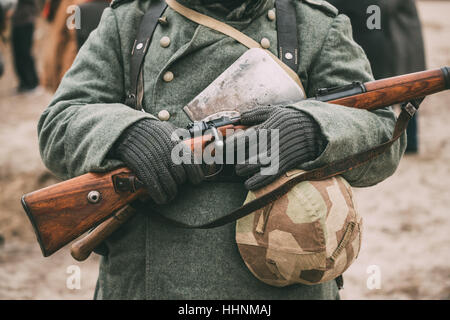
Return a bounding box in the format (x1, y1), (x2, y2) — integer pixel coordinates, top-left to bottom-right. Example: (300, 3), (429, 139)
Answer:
(275, 0), (299, 72)
(125, 1), (167, 109)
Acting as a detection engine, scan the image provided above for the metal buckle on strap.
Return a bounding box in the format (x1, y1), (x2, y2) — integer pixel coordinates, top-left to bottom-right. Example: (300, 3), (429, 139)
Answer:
(402, 102), (417, 117)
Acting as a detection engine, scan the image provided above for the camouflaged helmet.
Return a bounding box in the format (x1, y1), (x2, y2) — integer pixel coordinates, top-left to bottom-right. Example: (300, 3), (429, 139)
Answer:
(236, 170), (363, 286)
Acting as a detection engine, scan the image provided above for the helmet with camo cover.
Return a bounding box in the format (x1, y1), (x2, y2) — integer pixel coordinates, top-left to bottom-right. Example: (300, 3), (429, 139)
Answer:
(236, 170), (363, 286)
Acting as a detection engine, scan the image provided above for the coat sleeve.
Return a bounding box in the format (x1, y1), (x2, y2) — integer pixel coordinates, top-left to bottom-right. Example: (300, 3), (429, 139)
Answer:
(38, 8), (156, 180)
(289, 14), (407, 187)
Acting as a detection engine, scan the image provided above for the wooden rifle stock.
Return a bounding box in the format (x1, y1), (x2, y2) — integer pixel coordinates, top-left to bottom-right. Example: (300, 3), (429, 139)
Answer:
(21, 168), (146, 257)
(21, 126), (246, 258)
(21, 67), (450, 259)
(321, 67), (449, 110)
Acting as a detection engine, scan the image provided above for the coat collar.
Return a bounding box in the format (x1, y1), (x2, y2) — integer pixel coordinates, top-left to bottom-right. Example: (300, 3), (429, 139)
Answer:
(176, 0), (272, 24)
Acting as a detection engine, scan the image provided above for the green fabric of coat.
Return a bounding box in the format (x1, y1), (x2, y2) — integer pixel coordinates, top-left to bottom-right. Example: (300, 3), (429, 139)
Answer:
(38, 0), (406, 299)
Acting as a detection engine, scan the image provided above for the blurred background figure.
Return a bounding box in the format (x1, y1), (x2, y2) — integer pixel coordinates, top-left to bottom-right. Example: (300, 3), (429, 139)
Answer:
(0, 0), (8, 77)
(41, 0), (109, 92)
(1, 0), (16, 78)
(328, 0), (426, 154)
(75, 0), (110, 48)
(10, 0), (40, 93)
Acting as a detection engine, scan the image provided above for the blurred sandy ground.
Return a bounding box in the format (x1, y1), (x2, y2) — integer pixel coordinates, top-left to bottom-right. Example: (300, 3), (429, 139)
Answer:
(0, 0), (449, 300)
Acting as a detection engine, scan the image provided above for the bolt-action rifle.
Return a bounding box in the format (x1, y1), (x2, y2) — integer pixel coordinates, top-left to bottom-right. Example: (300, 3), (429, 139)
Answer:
(21, 67), (450, 260)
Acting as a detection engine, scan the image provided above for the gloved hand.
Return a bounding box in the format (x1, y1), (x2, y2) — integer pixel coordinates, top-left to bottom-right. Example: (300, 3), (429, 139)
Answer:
(226, 106), (325, 190)
(114, 119), (205, 204)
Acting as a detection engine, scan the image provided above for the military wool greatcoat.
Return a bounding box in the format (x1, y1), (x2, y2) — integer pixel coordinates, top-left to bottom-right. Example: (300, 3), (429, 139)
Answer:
(38, 0), (406, 299)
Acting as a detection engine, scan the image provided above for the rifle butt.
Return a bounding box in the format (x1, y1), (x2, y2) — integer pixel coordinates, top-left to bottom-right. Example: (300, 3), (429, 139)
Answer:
(21, 167), (144, 257)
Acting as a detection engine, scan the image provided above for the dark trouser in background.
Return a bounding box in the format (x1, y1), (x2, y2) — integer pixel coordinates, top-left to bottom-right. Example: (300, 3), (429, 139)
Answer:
(12, 23), (39, 91)
(406, 113), (418, 153)
(0, 51), (4, 77)
(76, 1), (110, 49)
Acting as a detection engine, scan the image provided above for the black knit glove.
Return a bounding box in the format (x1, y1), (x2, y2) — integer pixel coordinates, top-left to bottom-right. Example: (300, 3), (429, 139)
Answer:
(114, 119), (205, 204)
(226, 106), (325, 190)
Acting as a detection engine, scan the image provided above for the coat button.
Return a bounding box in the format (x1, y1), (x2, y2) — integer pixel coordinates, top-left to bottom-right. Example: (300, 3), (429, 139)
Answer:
(260, 38), (270, 49)
(163, 71), (174, 82)
(160, 36), (171, 48)
(267, 9), (276, 21)
(158, 110), (170, 121)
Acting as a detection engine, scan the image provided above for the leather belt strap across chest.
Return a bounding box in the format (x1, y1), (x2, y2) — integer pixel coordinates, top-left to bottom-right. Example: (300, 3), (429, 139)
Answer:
(142, 101), (416, 229)
(125, 0), (168, 109)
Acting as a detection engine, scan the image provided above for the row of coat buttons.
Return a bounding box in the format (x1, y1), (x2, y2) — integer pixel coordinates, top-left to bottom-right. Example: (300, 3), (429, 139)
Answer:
(160, 30), (172, 83)
(157, 16), (171, 120)
(161, 68), (173, 117)
(262, 9), (275, 48)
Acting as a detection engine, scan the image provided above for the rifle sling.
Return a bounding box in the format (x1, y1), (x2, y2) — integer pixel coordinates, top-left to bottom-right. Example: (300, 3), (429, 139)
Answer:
(139, 103), (415, 229)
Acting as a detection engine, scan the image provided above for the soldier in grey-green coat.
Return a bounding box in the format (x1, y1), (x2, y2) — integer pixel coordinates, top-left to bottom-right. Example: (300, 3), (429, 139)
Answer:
(38, 0), (406, 299)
